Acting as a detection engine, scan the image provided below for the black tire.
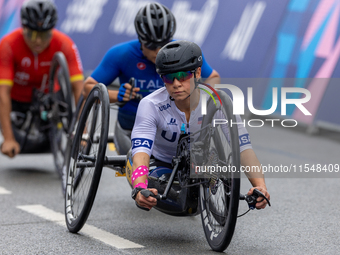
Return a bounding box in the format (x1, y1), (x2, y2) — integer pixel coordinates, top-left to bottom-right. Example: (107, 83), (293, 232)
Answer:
(48, 52), (74, 179)
(65, 83), (109, 233)
(199, 90), (241, 252)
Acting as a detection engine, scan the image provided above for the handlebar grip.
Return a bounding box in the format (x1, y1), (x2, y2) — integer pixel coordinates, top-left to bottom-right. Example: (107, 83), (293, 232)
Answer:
(140, 189), (160, 200)
(253, 188), (271, 206)
(245, 188), (271, 209)
(135, 189), (160, 211)
(128, 77), (135, 101)
(116, 77), (137, 107)
(127, 77), (143, 101)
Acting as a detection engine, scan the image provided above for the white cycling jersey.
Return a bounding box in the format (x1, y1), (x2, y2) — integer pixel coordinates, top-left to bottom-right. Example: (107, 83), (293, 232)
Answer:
(131, 87), (252, 164)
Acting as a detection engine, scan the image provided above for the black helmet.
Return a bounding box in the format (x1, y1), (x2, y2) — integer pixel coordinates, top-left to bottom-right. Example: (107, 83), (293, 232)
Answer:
(21, 0), (58, 31)
(156, 40), (203, 75)
(134, 2), (176, 49)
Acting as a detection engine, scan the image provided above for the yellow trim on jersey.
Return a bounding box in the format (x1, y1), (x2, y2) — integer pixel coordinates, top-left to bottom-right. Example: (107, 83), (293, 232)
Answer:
(70, 74), (84, 83)
(0, 79), (13, 86)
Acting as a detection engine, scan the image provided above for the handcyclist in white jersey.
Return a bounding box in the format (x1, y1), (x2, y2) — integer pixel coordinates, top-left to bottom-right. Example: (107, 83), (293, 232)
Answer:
(130, 40), (270, 210)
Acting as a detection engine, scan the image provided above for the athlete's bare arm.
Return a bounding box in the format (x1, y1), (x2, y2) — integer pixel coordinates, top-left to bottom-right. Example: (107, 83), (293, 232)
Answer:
(0, 85), (20, 157)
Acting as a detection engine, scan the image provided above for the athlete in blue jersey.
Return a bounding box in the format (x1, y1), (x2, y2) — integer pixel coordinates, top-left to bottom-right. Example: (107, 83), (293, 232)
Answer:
(83, 3), (220, 155)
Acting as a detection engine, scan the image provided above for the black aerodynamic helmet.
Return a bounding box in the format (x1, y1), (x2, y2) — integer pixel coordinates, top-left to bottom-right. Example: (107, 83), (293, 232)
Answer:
(21, 0), (58, 31)
(134, 2), (176, 49)
(156, 40), (203, 75)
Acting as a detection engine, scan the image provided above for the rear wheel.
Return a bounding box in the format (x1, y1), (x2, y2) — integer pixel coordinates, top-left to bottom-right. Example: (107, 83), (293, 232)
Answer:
(65, 83), (109, 233)
(199, 90), (240, 252)
(48, 52), (73, 179)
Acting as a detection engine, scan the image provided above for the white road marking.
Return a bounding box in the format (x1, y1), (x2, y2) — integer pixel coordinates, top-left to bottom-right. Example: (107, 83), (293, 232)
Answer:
(0, 186), (12, 194)
(17, 204), (144, 249)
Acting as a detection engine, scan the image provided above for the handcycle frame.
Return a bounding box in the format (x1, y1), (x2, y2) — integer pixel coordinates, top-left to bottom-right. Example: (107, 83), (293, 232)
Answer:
(64, 82), (269, 252)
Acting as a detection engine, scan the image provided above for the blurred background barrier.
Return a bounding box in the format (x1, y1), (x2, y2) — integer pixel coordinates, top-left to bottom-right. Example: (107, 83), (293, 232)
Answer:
(1, 0), (339, 130)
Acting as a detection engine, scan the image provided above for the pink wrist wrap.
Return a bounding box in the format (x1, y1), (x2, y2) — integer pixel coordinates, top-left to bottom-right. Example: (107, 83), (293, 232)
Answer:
(132, 165), (149, 188)
(134, 182), (148, 189)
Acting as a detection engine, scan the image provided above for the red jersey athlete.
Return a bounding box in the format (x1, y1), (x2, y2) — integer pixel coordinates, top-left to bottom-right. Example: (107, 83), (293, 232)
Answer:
(0, 0), (84, 158)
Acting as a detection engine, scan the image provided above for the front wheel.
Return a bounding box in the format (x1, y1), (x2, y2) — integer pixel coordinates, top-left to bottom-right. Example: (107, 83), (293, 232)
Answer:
(199, 90), (240, 252)
(48, 52), (73, 179)
(65, 83), (109, 233)
(61, 95), (85, 195)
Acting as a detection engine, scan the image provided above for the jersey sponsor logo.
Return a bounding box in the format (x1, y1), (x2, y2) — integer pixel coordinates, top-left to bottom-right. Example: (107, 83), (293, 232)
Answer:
(161, 131), (177, 142)
(137, 62), (146, 70)
(14, 72), (30, 81)
(40, 61), (51, 67)
(159, 103), (171, 111)
(239, 134), (251, 147)
(132, 138), (153, 149)
(167, 118), (178, 126)
(21, 57), (31, 67)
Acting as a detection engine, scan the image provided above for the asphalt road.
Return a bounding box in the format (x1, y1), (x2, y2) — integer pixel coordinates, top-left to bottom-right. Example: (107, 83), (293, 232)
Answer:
(1, 112), (340, 255)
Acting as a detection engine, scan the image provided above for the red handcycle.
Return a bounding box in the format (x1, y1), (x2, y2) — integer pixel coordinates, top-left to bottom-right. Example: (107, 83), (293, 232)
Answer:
(7, 52), (76, 180)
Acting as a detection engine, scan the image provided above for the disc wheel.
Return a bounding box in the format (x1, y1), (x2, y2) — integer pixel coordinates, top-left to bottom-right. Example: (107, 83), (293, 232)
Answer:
(65, 83), (109, 233)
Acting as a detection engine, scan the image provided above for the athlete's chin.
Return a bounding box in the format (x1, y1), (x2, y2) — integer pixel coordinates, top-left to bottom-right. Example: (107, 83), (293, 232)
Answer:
(171, 93), (187, 101)
(32, 46), (46, 54)
(28, 44), (49, 54)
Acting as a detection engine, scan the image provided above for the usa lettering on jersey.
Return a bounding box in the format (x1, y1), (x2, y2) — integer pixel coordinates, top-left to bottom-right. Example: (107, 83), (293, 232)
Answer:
(239, 134), (251, 146)
(132, 138), (153, 149)
(159, 103), (171, 111)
